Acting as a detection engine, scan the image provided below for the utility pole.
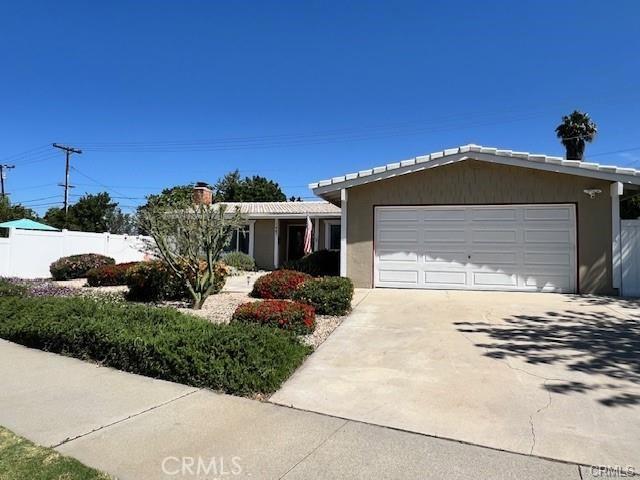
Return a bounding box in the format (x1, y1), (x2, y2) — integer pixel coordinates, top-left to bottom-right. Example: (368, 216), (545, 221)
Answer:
(0, 164), (15, 199)
(53, 143), (82, 216)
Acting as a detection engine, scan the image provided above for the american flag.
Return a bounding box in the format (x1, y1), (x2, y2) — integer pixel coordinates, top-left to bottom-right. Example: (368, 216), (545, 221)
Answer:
(303, 215), (313, 255)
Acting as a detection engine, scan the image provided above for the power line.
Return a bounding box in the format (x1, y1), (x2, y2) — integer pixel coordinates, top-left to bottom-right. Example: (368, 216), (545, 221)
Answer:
(70, 166), (136, 200)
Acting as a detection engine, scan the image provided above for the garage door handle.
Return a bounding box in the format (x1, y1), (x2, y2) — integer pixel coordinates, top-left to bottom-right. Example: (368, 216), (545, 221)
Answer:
(468, 255), (471, 259)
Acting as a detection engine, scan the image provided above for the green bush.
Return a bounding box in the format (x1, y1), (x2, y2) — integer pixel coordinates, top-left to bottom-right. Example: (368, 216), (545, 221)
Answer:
(293, 277), (354, 316)
(0, 278), (27, 297)
(86, 262), (141, 287)
(283, 249), (339, 277)
(50, 254), (115, 281)
(0, 296), (311, 396)
(223, 252), (256, 271)
(125, 261), (188, 302)
(232, 300), (316, 334)
(251, 270), (312, 299)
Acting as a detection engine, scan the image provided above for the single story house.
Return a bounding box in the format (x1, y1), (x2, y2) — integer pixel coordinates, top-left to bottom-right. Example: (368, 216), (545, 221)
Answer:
(310, 144), (640, 295)
(193, 185), (341, 270)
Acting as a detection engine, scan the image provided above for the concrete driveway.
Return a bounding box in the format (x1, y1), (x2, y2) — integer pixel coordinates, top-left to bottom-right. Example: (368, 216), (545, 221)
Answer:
(271, 289), (640, 469)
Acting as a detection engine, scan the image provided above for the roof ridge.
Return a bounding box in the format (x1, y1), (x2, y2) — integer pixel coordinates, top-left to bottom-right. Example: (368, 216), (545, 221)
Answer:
(309, 144), (640, 190)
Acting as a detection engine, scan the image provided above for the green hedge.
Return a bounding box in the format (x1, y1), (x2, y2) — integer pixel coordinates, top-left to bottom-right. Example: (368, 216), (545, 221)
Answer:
(125, 261), (189, 302)
(222, 252), (256, 271)
(293, 277), (354, 315)
(251, 270), (312, 299)
(50, 254), (115, 281)
(86, 262), (141, 287)
(0, 296), (311, 396)
(0, 278), (27, 297)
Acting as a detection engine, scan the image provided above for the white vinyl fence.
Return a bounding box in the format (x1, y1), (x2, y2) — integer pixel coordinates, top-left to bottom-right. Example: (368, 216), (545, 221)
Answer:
(0, 229), (152, 279)
(621, 219), (640, 297)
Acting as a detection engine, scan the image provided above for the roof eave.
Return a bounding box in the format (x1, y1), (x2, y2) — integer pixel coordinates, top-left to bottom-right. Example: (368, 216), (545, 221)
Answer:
(311, 149), (640, 197)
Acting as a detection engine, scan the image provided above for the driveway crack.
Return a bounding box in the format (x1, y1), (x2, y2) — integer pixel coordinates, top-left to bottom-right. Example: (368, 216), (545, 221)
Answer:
(458, 315), (559, 456)
(279, 420), (349, 479)
(51, 388), (200, 448)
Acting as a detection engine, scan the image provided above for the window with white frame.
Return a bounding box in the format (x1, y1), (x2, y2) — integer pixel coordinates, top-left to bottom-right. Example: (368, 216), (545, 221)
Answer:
(324, 220), (341, 251)
(225, 225), (251, 254)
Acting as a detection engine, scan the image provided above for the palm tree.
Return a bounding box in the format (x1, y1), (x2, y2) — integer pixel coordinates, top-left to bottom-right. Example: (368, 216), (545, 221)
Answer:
(555, 110), (597, 160)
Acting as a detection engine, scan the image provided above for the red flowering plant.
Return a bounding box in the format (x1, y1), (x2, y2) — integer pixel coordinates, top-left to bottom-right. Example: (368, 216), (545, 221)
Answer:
(250, 270), (312, 299)
(232, 300), (316, 334)
(86, 262), (141, 287)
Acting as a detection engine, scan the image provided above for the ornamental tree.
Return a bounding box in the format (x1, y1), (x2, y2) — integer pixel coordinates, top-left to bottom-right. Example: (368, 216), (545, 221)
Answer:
(138, 190), (245, 309)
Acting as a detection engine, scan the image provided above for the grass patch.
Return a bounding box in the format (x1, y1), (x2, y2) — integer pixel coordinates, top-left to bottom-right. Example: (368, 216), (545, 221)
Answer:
(0, 426), (110, 480)
(0, 296), (311, 396)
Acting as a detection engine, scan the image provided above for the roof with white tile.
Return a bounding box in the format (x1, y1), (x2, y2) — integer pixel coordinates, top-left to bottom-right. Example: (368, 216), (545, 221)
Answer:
(310, 144), (640, 197)
(215, 201), (340, 217)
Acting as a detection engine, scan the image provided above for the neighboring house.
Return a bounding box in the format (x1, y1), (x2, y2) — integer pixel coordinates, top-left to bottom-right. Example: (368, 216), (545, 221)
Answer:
(310, 144), (640, 295)
(193, 184), (341, 270)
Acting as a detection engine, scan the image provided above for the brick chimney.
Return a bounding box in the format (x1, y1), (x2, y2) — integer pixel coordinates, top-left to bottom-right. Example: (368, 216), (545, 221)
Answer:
(192, 182), (213, 205)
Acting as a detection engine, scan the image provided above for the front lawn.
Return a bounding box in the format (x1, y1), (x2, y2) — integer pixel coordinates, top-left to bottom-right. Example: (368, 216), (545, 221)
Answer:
(0, 296), (311, 396)
(0, 426), (110, 480)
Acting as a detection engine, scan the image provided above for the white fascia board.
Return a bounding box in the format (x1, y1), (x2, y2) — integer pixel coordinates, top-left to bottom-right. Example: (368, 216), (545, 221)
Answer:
(311, 147), (640, 198)
(246, 213), (341, 219)
(312, 153), (468, 196)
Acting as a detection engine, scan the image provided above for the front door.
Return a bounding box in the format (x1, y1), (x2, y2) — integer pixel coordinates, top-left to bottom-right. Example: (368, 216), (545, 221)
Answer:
(287, 225), (306, 261)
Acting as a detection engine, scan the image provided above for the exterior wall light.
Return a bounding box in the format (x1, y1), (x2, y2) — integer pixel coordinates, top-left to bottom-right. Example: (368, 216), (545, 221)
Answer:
(583, 189), (603, 199)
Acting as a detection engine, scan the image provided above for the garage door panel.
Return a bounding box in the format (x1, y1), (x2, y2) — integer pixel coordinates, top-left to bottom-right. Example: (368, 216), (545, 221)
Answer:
(524, 229), (572, 243)
(523, 273), (572, 291)
(374, 204), (576, 293)
(472, 229), (518, 243)
(378, 269), (419, 285)
(524, 252), (572, 266)
(424, 270), (467, 285)
(424, 229), (466, 242)
(377, 250), (419, 263)
(473, 271), (518, 287)
(424, 251), (468, 264)
(524, 207), (571, 221)
(378, 229), (419, 242)
(377, 209), (420, 222)
(422, 209), (466, 221)
(471, 251), (518, 265)
(471, 208), (518, 221)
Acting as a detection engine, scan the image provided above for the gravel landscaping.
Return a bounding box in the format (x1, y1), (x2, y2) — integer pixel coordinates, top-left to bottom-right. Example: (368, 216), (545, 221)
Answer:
(47, 275), (347, 349)
(180, 292), (346, 349)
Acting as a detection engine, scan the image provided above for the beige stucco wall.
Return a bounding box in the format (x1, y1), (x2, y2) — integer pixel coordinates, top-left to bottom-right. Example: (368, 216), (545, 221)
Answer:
(252, 217), (339, 269)
(347, 160), (614, 294)
(253, 219), (275, 270)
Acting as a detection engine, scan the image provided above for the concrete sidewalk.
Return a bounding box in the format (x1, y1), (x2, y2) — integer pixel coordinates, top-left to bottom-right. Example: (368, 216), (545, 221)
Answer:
(0, 339), (588, 479)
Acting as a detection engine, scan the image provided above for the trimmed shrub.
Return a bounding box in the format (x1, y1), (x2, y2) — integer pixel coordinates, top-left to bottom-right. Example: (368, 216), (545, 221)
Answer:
(251, 270), (311, 299)
(0, 278), (27, 297)
(232, 300), (316, 334)
(282, 249), (339, 277)
(0, 296), (311, 396)
(293, 276), (354, 316)
(86, 262), (141, 287)
(125, 261), (188, 302)
(50, 254), (115, 281)
(223, 252), (256, 271)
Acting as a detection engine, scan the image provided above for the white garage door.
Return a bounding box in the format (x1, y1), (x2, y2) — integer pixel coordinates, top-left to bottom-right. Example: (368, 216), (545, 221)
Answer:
(374, 204), (576, 292)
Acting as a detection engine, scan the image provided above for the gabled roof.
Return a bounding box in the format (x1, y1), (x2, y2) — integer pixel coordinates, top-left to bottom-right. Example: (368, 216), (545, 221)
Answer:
(0, 218), (58, 231)
(310, 144), (640, 199)
(215, 201), (340, 218)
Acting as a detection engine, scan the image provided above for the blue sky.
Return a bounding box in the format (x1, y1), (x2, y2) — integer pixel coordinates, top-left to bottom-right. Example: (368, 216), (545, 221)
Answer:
(1, 1), (639, 214)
